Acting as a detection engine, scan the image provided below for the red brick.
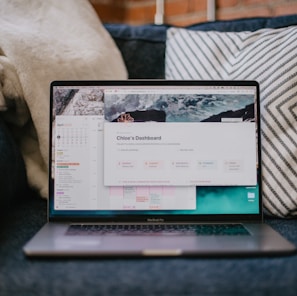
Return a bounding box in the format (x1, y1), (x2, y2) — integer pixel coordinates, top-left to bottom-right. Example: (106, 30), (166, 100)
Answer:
(91, 3), (125, 23)
(273, 2), (297, 16)
(124, 4), (156, 24)
(167, 13), (207, 26)
(217, 0), (239, 9)
(165, 0), (191, 17)
(217, 6), (271, 20)
(127, 0), (154, 3)
(90, 0), (123, 5)
(242, 0), (272, 5)
(190, 0), (207, 12)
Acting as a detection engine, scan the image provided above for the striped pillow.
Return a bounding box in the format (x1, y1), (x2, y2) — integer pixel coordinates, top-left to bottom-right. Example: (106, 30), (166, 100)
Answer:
(165, 26), (297, 217)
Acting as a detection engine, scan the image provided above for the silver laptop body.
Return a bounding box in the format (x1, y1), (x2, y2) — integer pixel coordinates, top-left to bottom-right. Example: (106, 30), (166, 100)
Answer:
(23, 80), (296, 257)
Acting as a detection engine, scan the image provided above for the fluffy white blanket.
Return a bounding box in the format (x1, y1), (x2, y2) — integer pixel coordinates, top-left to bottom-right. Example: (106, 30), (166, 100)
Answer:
(0, 0), (127, 198)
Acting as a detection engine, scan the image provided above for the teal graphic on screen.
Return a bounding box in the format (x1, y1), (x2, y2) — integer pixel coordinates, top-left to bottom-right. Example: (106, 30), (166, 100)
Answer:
(195, 186), (259, 214)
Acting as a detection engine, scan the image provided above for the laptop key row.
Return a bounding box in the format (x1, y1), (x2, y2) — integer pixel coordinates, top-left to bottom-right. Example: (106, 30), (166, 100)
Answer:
(66, 224), (250, 236)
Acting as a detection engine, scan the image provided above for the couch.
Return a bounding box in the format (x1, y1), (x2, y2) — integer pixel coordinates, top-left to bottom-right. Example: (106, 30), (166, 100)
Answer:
(1, 13), (297, 296)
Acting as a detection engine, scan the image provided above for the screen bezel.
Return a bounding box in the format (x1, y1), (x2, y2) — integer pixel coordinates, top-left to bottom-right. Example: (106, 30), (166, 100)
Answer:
(48, 80), (262, 223)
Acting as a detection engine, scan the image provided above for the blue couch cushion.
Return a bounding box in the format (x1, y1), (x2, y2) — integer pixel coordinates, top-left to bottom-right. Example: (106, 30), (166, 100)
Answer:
(105, 14), (297, 79)
(105, 23), (167, 79)
(0, 117), (27, 214)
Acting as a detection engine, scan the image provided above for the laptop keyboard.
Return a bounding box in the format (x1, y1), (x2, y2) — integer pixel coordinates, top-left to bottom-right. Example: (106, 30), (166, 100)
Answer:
(66, 224), (250, 236)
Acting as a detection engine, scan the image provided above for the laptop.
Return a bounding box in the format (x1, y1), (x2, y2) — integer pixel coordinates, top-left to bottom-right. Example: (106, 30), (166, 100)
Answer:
(23, 80), (296, 257)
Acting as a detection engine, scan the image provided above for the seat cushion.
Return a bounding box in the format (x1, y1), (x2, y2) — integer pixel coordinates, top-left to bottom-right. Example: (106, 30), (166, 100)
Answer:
(0, 118), (27, 213)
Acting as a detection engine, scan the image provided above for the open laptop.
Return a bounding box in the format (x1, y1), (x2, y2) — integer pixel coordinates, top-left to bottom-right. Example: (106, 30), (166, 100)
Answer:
(23, 80), (296, 257)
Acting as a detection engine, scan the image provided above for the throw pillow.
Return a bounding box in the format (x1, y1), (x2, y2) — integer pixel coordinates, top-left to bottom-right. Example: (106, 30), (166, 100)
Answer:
(165, 26), (297, 217)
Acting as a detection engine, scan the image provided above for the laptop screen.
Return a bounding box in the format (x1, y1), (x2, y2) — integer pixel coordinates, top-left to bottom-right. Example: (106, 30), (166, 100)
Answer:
(49, 80), (261, 221)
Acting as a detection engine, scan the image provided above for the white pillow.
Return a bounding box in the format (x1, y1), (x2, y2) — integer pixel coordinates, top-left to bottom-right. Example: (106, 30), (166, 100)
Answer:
(165, 26), (297, 217)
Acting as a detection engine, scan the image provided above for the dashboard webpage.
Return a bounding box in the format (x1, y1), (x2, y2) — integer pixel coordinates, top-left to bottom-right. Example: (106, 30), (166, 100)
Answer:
(51, 84), (260, 216)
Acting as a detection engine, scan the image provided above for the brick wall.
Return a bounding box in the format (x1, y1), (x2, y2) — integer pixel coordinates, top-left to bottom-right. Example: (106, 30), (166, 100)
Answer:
(90, 0), (297, 26)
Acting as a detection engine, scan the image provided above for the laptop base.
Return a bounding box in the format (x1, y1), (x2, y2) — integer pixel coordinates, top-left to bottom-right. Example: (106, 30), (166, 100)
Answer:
(23, 222), (296, 257)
